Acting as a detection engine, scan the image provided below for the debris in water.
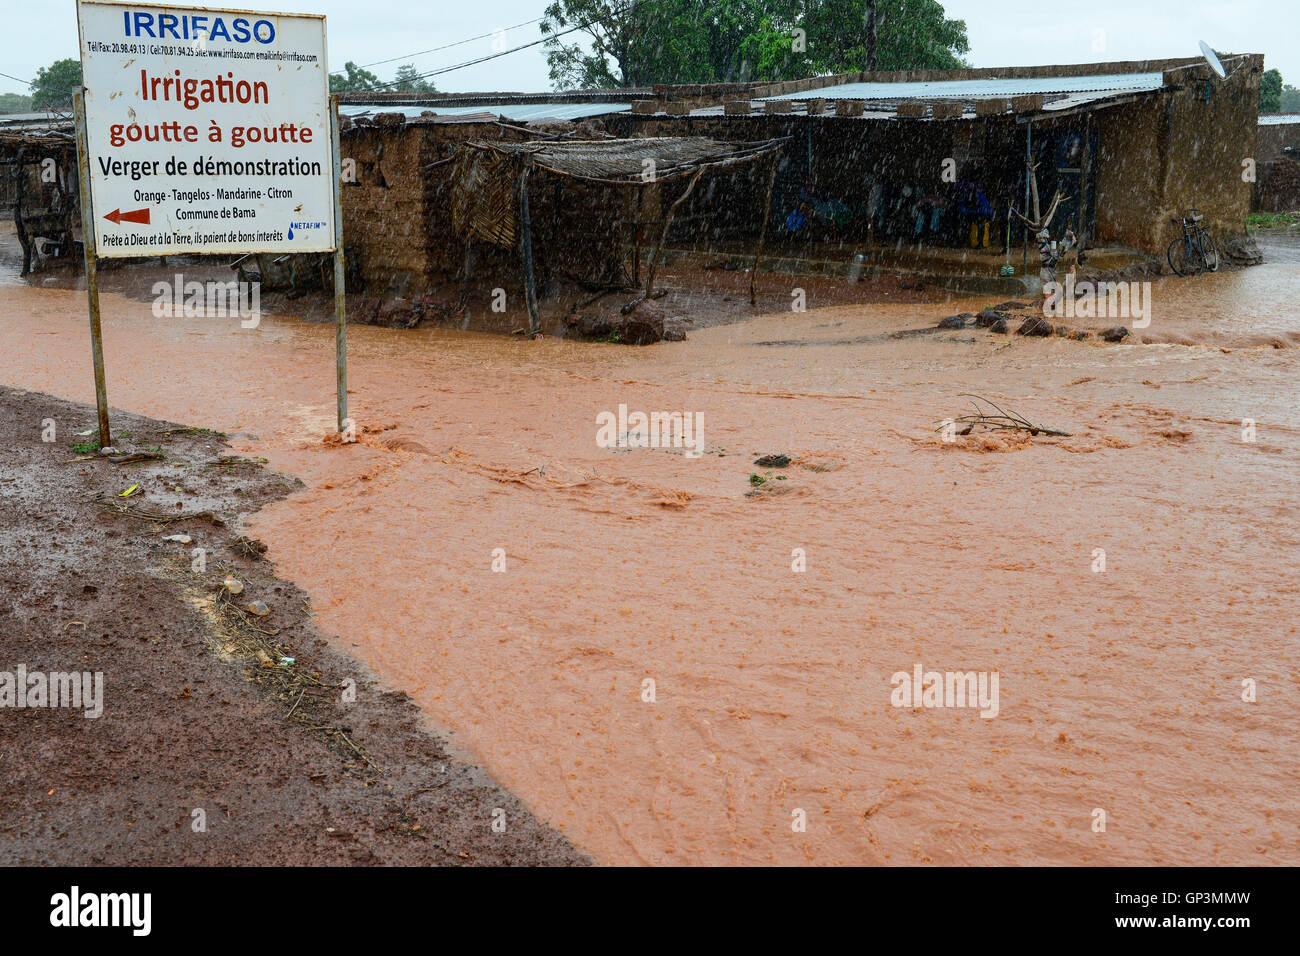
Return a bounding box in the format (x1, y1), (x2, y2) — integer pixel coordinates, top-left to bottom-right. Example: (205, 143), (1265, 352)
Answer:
(754, 454), (791, 468)
(940, 394), (1072, 438)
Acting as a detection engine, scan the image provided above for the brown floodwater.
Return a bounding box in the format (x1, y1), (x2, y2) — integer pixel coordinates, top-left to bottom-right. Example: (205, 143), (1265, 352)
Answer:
(3, 241), (1297, 865)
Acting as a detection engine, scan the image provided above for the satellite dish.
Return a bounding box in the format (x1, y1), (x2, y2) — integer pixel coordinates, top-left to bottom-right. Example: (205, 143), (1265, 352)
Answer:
(1199, 41), (1227, 79)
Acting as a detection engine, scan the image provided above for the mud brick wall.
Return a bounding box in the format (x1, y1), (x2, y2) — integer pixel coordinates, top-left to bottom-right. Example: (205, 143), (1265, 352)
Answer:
(340, 122), (440, 296)
(1256, 118), (1300, 160)
(617, 56), (1265, 257)
(1158, 61), (1261, 252)
(1253, 158), (1300, 212)
(340, 120), (531, 297)
(1093, 99), (1165, 249)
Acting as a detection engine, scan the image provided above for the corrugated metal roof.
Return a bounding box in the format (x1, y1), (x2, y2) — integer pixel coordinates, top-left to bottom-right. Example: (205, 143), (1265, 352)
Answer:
(1038, 88), (1152, 111)
(1260, 113), (1300, 126)
(341, 102), (630, 122)
(0, 111), (71, 128)
(760, 72), (1165, 102)
(685, 85), (1153, 121)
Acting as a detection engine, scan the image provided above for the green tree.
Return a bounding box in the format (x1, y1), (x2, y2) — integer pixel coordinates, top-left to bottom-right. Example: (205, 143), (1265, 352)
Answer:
(30, 58), (82, 110)
(329, 61), (383, 93)
(0, 92), (33, 113)
(1260, 68), (1282, 113)
(390, 64), (437, 93)
(803, 0), (969, 74)
(1281, 85), (1300, 113)
(539, 0), (969, 89)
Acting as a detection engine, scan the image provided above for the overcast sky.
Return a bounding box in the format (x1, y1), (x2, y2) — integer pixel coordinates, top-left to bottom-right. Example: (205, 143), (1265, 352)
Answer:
(1, 1), (1291, 98)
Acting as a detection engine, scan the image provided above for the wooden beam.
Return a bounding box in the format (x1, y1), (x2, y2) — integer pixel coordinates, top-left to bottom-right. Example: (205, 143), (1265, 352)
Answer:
(516, 155), (541, 337)
(642, 167), (704, 302)
(750, 153), (780, 305)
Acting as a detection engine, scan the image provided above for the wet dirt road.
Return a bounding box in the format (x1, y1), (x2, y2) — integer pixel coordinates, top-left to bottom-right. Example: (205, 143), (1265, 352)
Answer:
(3, 245), (1297, 866)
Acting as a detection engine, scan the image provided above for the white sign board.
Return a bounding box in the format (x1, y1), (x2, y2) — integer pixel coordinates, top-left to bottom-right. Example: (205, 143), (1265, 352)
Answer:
(76, 1), (335, 257)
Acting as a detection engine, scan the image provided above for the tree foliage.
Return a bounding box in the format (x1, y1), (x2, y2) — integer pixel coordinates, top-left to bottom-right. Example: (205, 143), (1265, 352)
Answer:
(540, 0), (969, 90)
(30, 58), (82, 110)
(329, 61), (383, 93)
(1260, 68), (1282, 114)
(0, 92), (33, 113)
(391, 64), (437, 94)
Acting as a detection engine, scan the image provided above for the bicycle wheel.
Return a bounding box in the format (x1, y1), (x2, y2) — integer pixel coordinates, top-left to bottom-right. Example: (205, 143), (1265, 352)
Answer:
(1200, 232), (1220, 272)
(1168, 237), (1199, 276)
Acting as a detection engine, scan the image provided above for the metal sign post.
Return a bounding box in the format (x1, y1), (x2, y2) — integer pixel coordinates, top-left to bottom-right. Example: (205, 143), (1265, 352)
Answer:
(72, 90), (111, 450)
(330, 94), (347, 433)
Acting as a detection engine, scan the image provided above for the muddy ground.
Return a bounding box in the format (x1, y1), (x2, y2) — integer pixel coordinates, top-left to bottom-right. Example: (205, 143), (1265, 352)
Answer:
(0, 386), (586, 866)
(6, 217), (958, 341)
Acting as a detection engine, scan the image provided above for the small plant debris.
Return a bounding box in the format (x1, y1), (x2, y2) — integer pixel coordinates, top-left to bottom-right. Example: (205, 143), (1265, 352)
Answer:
(938, 394), (1072, 438)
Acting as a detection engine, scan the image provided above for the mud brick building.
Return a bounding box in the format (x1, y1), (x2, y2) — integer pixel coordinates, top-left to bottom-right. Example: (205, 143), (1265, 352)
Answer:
(333, 54), (1264, 302)
(1253, 114), (1300, 212)
(335, 93), (660, 299)
(609, 55), (1265, 262)
(2, 54), (1267, 303)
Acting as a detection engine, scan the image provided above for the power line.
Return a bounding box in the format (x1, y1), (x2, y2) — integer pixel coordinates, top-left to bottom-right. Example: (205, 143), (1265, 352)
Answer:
(364, 0), (659, 90)
(346, 14), (550, 73)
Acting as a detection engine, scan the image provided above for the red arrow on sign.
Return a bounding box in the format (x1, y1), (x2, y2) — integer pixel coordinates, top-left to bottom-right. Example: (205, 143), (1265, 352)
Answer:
(103, 207), (151, 225)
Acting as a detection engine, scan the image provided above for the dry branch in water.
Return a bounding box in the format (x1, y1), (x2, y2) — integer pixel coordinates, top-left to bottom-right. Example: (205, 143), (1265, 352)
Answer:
(938, 394), (1072, 438)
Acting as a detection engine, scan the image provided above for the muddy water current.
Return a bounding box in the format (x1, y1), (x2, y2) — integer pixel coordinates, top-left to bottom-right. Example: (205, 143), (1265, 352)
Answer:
(3, 239), (1297, 865)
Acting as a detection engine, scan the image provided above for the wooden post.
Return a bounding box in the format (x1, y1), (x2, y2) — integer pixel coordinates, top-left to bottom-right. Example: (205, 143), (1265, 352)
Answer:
(73, 92), (111, 450)
(1079, 113), (1093, 242)
(457, 238), (473, 312)
(1022, 119), (1032, 276)
(15, 145), (32, 277)
(631, 187), (643, 286)
(644, 168), (704, 301)
(750, 152), (779, 305)
(516, 155), (541, 337)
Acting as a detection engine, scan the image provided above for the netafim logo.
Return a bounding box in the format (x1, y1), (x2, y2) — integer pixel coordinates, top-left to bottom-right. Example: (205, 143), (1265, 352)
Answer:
(1043, 276), (1152, 329)
(50, 886), (150, 937)
(890, 663), (999, 718)
(596, 403), (704, 458)
(0, 665), (103, 718)
(151, 273), (261, 328)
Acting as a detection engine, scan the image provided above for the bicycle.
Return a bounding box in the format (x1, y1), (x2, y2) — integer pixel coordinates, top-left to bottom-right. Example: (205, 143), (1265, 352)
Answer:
(1167, 208), (1220, 276)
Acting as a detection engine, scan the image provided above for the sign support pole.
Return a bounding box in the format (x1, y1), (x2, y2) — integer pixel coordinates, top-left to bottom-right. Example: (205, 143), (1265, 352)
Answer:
(330, 94), (347, 433)
(72, 90), (111, 451)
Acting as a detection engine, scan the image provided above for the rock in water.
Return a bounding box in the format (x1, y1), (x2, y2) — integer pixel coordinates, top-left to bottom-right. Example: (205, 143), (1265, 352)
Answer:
(754, 454), (791, 468)
(1016, 316), (1055, 336)
(990, 317), (1009, 334)
(1102, 326), (1131, 342)
(938, 313), (974, 329)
